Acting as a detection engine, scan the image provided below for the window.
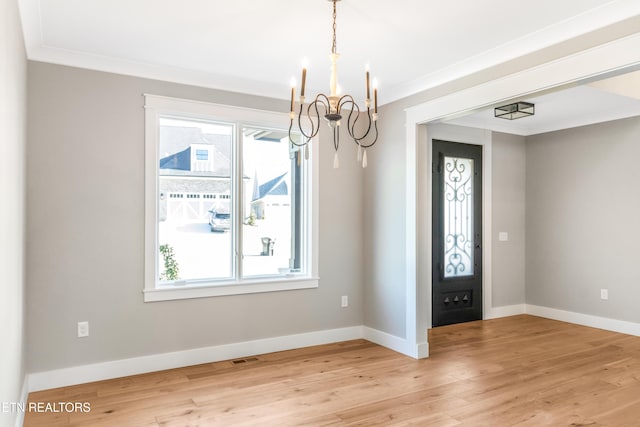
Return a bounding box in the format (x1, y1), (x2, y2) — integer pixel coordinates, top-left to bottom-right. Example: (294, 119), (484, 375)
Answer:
(144, 95), (318, 302)
(195, 149), (209, 161)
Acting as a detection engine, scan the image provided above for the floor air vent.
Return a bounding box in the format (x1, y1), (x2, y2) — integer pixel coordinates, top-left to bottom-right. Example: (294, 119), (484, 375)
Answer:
(231, 357), (259, 365)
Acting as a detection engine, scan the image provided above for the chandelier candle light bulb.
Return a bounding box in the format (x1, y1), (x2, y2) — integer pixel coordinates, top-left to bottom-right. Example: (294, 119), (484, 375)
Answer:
(290, 77), (296, 114)
(300, 59), (307, 100)
(374, 88), (378, 114)
(287, 0), (379, 169)
(373, 78), (378, 115)
(366, 64), (370, 104)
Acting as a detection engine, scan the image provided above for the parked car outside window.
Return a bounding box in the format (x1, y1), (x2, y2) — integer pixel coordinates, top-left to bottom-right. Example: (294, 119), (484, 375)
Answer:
(208, 205), (230, 232)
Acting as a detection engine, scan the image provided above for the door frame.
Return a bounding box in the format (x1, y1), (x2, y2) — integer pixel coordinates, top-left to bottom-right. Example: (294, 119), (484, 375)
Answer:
(402, 33), (640, 360)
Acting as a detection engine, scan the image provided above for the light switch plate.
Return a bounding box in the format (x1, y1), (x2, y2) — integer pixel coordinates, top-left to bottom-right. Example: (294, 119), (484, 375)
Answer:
(498, 232), (509, 242)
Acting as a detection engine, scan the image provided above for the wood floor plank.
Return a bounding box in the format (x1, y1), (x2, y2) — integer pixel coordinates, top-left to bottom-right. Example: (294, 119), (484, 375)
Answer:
(24, 315), (640, 426)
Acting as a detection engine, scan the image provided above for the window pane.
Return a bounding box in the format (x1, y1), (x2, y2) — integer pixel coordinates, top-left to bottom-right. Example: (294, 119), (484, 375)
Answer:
(195, 149), (209, 161)
(443, 156), (474, 278)
(158, 117), (233, 282)
(242, 127), (296, 277)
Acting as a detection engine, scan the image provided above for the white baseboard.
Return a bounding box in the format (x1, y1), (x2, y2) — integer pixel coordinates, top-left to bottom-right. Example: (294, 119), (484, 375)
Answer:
(35, 307), (637, 395)
(363, 326), (428, 359)
(27, 325), (428, 393)
(485, 304), (526, 319)
(525, 304), (640, 337)
(28, 326), (364, 392)
(483, 303), (640, 336)
(415, 341), (429, 359)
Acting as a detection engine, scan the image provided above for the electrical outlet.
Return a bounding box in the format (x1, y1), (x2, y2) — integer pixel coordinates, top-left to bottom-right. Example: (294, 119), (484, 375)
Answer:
(600, 289), (608, 300)
(341, 295), (348, 308)
(77, 321), (89, 338)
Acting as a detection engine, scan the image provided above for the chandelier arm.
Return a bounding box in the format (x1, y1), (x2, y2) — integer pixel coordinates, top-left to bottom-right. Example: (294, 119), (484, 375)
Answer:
(289, 115), (313, 146)
(314, 93), (333, 110)
(343, 100), (374, 145)
(305, 95), (332, 137)
(336, 95), (362, 139)
(298, 100), (321, 140)
(343, 99), (359, 140)
(336, 94), (355, 117)
(356, 119), (378, 149)
(289, 97), (326, 146)
(288, 118), (307, 147)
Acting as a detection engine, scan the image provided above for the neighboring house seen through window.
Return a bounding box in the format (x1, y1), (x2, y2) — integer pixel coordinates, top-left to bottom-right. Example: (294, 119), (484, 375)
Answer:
(144, 95), (318, 301)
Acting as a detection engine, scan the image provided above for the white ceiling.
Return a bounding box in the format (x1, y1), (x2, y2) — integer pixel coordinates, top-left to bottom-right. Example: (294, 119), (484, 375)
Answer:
(18, 0), (640, 106)
(445, 71), (640, 136)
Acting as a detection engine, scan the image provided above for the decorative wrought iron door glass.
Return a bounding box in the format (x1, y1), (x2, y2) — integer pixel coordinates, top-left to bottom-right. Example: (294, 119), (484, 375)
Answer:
(443, 156), (474, 278)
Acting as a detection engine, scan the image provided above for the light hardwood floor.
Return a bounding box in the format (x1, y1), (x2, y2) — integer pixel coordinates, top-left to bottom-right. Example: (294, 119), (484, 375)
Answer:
(24, 315), (640, 426)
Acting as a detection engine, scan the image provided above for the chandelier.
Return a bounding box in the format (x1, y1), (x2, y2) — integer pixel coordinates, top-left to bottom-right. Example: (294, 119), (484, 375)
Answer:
(288, 0), (379, 169)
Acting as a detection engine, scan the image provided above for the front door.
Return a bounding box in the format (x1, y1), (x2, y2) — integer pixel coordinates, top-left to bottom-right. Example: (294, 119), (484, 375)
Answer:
(432, 139), (482, 327)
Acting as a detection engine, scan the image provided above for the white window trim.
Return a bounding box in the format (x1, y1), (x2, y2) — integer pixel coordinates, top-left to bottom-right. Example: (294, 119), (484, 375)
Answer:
(143, 94), (319, 302)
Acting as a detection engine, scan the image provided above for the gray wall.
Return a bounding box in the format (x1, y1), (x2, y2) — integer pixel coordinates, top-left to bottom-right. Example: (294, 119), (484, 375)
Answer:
(526, 117), (640, 322)
(492, 132), (526, 307)
(26, 62), (364, 372)
(0, 0), (27, 425)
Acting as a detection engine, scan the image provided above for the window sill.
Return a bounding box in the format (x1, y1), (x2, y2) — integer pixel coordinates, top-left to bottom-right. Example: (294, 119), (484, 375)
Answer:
(143, 276), (319, 302)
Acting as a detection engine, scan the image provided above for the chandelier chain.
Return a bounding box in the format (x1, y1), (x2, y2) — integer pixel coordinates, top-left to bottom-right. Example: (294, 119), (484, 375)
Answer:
(331, 0), (337, 54)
